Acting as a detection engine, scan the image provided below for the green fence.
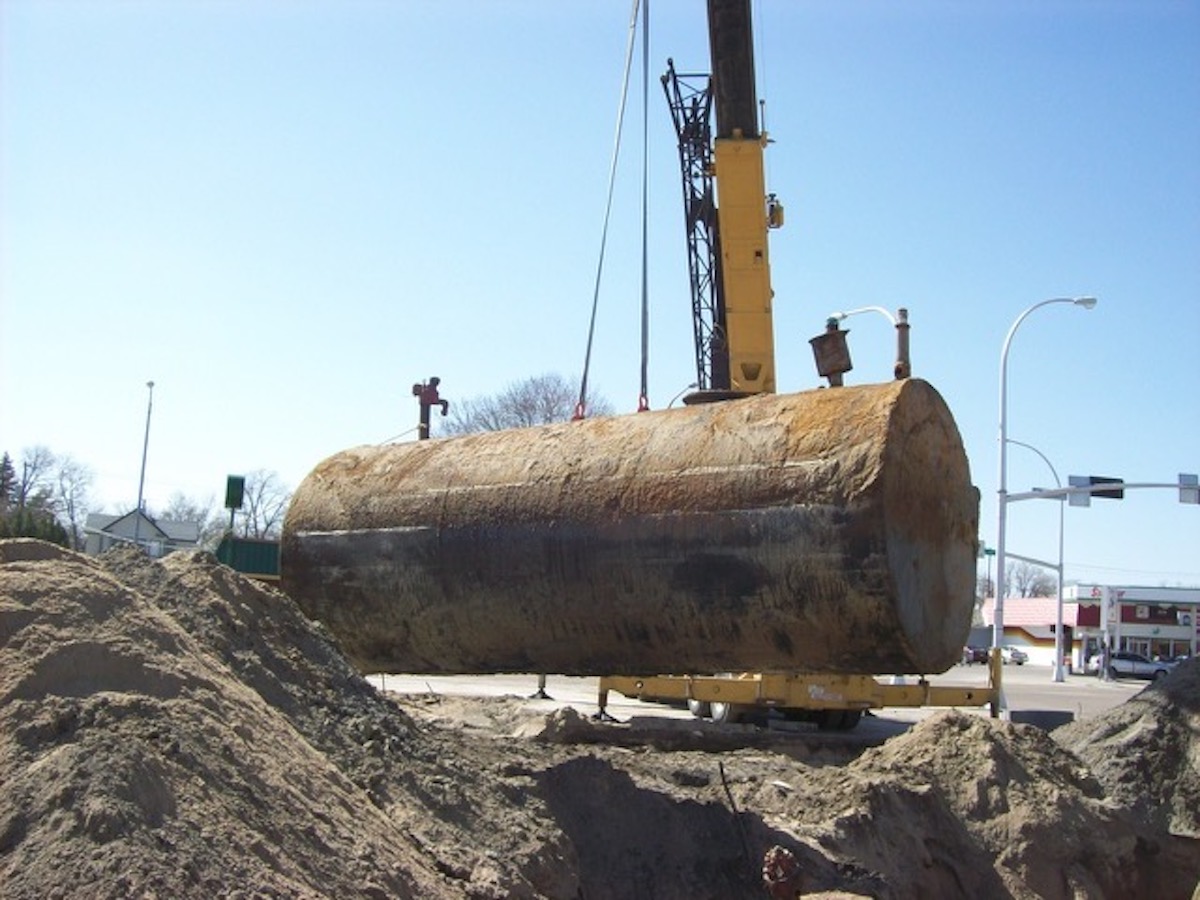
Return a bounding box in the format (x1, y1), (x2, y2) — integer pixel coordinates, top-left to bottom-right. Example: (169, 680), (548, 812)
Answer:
(215, 536), (280, 581)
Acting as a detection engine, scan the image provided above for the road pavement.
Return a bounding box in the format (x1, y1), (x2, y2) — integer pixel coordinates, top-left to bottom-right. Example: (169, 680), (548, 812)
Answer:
(368, 662), (1149, 734)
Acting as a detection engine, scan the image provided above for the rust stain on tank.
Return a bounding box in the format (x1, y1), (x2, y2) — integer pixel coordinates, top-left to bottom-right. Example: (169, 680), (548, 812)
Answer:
(282, 380), (979, 677)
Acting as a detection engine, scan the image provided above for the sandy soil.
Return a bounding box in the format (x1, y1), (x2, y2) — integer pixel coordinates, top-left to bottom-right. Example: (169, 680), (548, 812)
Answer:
(2, 539), (1199, 898)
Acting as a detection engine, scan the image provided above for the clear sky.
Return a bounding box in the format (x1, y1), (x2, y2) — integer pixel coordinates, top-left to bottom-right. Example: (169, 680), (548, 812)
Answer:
(3, 1), (1197, 588)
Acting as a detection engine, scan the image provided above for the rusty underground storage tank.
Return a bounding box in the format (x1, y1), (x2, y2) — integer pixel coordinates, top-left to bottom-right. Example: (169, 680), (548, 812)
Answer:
(280, 379), (979, 676)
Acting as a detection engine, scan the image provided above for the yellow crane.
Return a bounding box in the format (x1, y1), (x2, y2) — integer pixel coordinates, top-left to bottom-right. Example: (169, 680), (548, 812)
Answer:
(597, 0), (999, 728)
(667, 0), (779, 400)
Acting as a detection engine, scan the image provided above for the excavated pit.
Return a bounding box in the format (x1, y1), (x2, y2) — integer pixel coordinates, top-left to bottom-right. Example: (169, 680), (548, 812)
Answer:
(4, 540), (1199, 899)
(282, 379), (979, 676)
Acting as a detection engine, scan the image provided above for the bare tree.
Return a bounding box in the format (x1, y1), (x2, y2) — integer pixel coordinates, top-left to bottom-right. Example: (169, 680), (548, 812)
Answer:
(976, 573), (995, 603)
(1007, 561), (1055, 598)
(0, 447), (70, 546)
(442, 373), (614, 436)
(14, 445), (56, 510)
(238, 470), (291, 539)
(974, 574), (994, 624)
(161, 492), (226, 549)
(54, 455), (93, 550)
(10, 448), (95, 550)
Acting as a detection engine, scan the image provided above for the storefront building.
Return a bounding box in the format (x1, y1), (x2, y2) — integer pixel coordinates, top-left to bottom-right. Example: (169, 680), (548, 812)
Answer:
(982, 584), (1198, 669)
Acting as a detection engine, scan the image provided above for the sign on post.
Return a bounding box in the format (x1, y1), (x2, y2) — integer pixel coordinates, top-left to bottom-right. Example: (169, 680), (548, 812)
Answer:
(225, 475), (246, 510)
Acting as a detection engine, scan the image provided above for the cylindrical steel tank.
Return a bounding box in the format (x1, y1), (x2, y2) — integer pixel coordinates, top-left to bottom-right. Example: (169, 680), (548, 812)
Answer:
(281, 379), (978, 676)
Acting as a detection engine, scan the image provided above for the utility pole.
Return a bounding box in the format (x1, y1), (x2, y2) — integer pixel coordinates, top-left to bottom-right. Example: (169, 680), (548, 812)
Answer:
(133, 380), (155, 550)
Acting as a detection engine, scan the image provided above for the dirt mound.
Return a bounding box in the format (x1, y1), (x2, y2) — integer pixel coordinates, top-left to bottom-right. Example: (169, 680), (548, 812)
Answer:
(3, 540), (1199, 898)
(1, 544), (574, 898)
(720, 710), (1199, 898)
(1055, 657), (1200, 838)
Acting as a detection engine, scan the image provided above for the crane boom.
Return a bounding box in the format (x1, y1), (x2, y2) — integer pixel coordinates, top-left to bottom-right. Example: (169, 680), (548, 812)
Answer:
(670, 0), (777, 398)
(708, 0), (759, 139)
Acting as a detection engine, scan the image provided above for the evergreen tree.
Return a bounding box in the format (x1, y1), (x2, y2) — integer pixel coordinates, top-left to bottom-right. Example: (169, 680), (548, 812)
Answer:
(0, 504), (69, 546)
(0, 452), (15, 511)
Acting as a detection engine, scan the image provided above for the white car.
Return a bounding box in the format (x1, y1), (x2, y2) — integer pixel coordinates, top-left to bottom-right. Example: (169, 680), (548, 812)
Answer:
(1001, 645), (1028, 665)
(1088, 651), (1177, 680)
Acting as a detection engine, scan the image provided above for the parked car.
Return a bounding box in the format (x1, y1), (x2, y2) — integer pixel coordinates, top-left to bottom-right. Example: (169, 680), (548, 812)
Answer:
(1087, 651), (1177, 680)
(961, 645), (989, 665)
(1000, 645), (1028, 665)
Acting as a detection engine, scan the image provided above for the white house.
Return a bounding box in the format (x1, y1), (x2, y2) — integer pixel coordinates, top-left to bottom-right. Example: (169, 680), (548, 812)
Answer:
(84, 510), (201, 558)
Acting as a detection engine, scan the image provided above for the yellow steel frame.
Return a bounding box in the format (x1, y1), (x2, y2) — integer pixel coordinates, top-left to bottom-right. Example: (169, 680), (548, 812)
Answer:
(598, 651), (1003, 719)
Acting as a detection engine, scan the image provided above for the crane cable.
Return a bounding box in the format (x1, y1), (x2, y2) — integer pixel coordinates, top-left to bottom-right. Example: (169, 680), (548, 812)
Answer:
(753, 0), (771, 185)
(574, 0), (644, 420)
(636, 0), (651, 412)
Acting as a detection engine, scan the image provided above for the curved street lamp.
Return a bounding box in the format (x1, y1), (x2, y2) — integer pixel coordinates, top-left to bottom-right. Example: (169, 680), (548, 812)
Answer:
(667, 382), (700, 408)
(994, 298), (1096, 650)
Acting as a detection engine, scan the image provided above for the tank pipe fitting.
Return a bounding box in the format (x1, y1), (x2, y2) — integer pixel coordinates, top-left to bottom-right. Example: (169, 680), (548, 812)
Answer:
(894, 308), (911, 380)
(412, 377), (449, 440)
(827, 306), (912, 381)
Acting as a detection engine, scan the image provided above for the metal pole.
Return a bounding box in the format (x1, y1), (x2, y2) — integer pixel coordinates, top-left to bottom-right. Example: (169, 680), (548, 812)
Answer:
(994, 297), (1096, 650)
(1055, 492), (1066, 679)
(418, 402), (431, 441)
(133, 380), (155, 550)
(1008, 438), (1065, 682)
(1101, 587), (1113, 681)
(995, 321), (1015, 650)
(894, 307), (910, 379)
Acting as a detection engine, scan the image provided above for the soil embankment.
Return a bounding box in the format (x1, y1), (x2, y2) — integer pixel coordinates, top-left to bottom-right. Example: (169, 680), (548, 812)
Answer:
(3, 540), (1198, 898)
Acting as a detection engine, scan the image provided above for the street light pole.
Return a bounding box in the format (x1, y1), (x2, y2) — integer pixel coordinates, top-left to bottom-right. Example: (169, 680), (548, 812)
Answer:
(668, 382), (700, 408)
(995, 297), (1095, 650)
(1008, 439), (1066, 682)
(133, 380), (155, 550)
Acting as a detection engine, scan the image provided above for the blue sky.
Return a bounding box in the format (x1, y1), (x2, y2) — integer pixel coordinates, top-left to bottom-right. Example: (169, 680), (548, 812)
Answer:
(3, 1), (1197, 587)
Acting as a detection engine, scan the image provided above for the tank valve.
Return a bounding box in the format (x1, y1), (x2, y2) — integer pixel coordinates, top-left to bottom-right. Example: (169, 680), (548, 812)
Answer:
(412, 377), (449, 440)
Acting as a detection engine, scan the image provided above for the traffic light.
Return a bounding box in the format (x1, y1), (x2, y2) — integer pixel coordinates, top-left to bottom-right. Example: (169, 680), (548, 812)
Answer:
(1068, 475), (1124, 507)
